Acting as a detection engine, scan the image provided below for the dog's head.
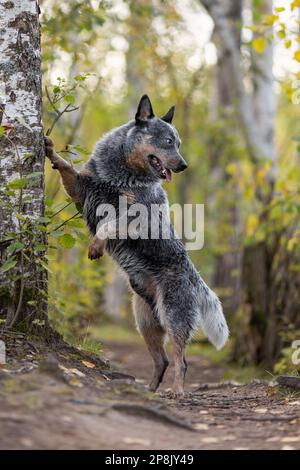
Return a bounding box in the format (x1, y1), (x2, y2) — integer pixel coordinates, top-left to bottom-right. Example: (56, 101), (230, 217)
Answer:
(126, 95), (187, 182)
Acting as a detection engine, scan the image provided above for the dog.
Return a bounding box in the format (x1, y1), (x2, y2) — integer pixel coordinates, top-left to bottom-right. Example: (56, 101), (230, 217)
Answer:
(45, 95), (229, 395)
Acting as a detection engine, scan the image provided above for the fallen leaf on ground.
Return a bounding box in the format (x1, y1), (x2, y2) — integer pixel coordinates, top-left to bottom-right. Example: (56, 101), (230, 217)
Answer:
(194, 423), (209, 431)
(221, 435), (236, 441)
(20, 438), (33, 447)
(281, 436), (300, 443)
(201, 437), (218, 444)
(69, 377), (83, 387)
(266, 436), (280, 442)
(81, 361), (95, 369)
(123, 437), (152, 446)
(254, 408), (268, 414)
(61, 415), (73, 422)
(59, 365), (85, 377)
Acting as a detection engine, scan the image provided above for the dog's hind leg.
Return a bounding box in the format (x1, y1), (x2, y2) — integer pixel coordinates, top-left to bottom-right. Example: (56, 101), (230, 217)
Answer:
(133, 294), (169, 392)
(169, 334), (188, 396)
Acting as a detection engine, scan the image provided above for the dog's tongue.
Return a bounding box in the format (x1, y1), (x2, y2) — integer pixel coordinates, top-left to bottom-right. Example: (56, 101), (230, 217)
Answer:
(165, 168), (172, 182)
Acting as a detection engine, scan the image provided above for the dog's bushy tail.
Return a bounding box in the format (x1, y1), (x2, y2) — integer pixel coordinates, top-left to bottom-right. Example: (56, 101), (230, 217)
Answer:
(197, 281), (229, 350)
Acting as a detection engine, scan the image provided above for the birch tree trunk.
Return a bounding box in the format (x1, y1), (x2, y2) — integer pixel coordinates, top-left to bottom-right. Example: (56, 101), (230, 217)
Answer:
(0, 0), (51, 335)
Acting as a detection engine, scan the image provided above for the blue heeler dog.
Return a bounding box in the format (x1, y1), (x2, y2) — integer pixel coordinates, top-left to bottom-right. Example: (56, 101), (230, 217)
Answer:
(45, 95), (229, 395)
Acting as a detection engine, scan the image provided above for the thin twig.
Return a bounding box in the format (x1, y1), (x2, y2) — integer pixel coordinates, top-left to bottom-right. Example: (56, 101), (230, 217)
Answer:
(45, 87), (80, 136)
(50, 211), (80, 233)
(50, 201), (73, 219)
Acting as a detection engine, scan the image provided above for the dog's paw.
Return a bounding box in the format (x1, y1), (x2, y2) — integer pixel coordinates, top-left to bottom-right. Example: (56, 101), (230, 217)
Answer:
(44, 136), (69, 170)
(88, 238), (105, 260)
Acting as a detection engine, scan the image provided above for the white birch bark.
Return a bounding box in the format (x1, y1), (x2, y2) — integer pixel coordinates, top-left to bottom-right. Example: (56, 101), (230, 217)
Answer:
(201, 0), (276, 164)
(252, 0), (277, 163)
(0, 0), (47, 327)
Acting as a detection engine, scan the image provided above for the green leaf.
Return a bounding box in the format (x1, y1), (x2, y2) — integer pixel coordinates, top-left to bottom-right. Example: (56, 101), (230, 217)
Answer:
(15, 213), (26, 221)
(45, 197), (54, 207)
(37, 259), (53, 273)
(0, 126), (4, 137)
(49, 229), (65, 238)
(58, 233), (76, 249)
(6, 241), (24, 255)
(0, 258), (17, 273)
(74, 75), (86, 82)
(64, 94), (75, 105)
(8, 178), (27, 189)
(4, 189), (15, 196)
(67, 218), (84, 228)
(34, 243), (48, 252)
(37, 216), (51, 225)
(45, 254), (56, 261)
(36, 225), (48, 233)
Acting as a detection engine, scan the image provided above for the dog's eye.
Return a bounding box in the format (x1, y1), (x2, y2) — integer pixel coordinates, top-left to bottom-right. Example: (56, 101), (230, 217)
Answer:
(166, 138), (173, 145)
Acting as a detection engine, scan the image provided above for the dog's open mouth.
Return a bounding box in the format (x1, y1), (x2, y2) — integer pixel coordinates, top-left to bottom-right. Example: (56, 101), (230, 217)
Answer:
(148, 155), (172, 182)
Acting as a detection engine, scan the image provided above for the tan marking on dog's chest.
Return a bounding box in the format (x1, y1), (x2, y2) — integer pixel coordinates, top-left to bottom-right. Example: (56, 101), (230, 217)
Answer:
(122, 191), (135, 204)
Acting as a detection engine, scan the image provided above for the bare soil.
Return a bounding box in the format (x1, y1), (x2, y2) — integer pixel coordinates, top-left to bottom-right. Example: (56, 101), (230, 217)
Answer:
(0, 329), (300, 450)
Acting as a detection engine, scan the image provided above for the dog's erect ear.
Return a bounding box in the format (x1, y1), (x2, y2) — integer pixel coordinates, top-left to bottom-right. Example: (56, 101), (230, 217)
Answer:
(161, 105), (175, 124)
(135, 95), (154, 124)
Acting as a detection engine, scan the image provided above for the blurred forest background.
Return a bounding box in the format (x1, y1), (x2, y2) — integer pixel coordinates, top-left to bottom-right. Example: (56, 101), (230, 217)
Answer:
(40, 0), (300, 376)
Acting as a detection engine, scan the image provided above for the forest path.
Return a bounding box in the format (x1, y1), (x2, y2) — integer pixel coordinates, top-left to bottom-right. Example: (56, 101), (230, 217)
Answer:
(0, 330), (300, 450)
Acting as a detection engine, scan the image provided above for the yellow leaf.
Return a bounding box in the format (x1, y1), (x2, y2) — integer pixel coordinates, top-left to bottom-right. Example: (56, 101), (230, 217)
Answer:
(262, 14), (279, 26)
(291, 0), (300, 10)
(252, 37), (266, 53)
(82, 360), (95, 369)
(275, 7), (285, 12)
(287, 238), (298, 252)
(277, 29), (286, 39)
(257, 168), (266, 183)
(294, 50), (300, 63)
(226, 163), (237, 176)
(285, 39), (292, 49)
(246, 214), (259, 236)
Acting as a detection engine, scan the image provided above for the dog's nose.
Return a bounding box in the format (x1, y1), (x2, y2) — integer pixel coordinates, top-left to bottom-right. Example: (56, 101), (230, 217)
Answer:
(177, 161), (188, 172)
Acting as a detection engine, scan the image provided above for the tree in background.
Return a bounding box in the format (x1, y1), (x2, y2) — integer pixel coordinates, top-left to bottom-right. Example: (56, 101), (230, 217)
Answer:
(202, 0), (300, 367)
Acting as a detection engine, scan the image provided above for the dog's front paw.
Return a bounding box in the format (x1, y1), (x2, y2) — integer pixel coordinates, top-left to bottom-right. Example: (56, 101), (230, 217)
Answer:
(44, 136), (69, 170)
(88, 238), (106, 260)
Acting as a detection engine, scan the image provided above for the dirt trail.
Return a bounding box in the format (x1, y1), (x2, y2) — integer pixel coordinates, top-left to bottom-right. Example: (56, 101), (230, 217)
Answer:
(0, 330), (300, 450)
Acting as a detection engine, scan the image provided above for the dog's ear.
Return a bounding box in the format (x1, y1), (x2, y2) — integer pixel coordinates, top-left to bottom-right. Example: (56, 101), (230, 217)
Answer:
(135, 95), (154, 124)
(161, 105), (175, 124)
